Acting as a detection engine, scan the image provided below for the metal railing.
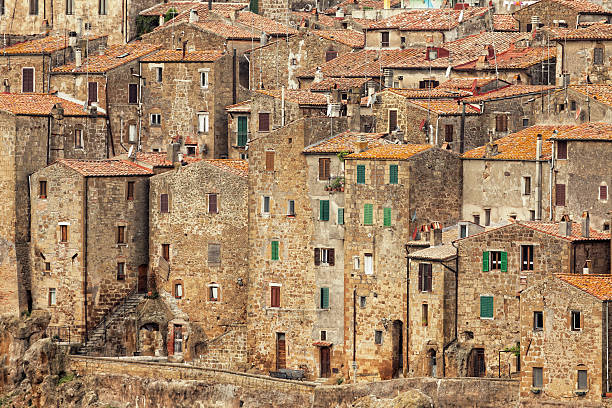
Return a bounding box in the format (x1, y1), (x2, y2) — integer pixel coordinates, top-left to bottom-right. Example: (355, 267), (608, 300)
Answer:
(49, 326), (83, 344)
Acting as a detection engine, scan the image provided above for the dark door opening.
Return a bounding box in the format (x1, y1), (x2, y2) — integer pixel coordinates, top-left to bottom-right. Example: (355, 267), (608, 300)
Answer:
(320, 346), (331, 378)
(137, 264), (148, 293)
(428, 349), (437, 377)
(467, 348), (486, 377)
(392, 320), (403, 378)
(276, 333), (286, 370)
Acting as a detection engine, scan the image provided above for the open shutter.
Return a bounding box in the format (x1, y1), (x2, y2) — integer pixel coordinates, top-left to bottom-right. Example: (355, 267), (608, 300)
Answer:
(328, 248), (335, 266)
(383, 207), (391, 226)
(237, 117), (248, 146)
(337, 208), (344, 225)
(418, 265), (423, 291)
(501, 251), (508, 272)
(482, 251), (490, 272)
(271, 241), (279, 260)
(314, 248), (320, 266)
(320, 287), (330, 309)
(480, 296), (493, 318)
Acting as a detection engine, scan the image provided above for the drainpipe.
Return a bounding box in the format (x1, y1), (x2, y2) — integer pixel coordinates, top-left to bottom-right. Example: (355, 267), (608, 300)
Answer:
(83, 177), (89, 341)
(281, 86), (285, 127)
(404, 244), (410, 375)
(47, 116), (51, 165)
(441, 250), (458, 378)
(535, 134), (542, 220)
(459, 101), (465, 153)
(607, 301), (609, 393)
(549, 134), (556, 221)
(353, 287), (357, 383)
(434, 115), (441, 146)
(232, 49), (237, 104)
(104, 73), (115, 157)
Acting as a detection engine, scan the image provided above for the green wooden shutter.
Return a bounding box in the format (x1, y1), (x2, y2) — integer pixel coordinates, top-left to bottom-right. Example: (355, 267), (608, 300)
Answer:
(357, 165), (366, 184)
(480, 296), (494, 318)
(482, 251), (490, 272)
(501, 251), (508, 272)
(364, 204), (373, 225)
(320, 287), (329, 309)
(389, 165), (398, 184)
(320, 200), (329, 221)
(338, 208), (344, 225)
(237, 117), (248, 146)
(383, 207), (391, 226)
(271, 241), (279, 260)
(249, 0), (258, 13)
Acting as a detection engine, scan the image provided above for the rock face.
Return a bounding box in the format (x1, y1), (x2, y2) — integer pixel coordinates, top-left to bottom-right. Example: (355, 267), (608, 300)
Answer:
(351, 390), (433, 408)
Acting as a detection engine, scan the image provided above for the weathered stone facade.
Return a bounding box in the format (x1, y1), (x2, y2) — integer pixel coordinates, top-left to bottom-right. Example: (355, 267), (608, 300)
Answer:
(555, 38), (612, 85)
(513, 0), (611, 32)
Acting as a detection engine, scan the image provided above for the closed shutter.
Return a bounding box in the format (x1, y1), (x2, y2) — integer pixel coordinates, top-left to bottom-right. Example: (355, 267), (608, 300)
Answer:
(357, 165), (366, 184)
(259, 113), (270, 131)
(160, 194), (169, 213)
(128, 84), (138, 104)
(22, 68), (34, 93)
(208, 244), (220, 264)
(600, 185), (607, 200)
(208, 194), (218, 213)
(557, 141), (567, 159)
(445, 124), (453, 142)
(320, 200), (329, 221)
(319, 158), (330, 180)
(555, 184), (566, 206)
(389, 110), (397, 131)
(314, 248), (320, 266)
(271, 286), (280, 307)
(501, 251), (508, 272)
(320, 287), (330, 309)
(88, 82), (98, 103)
(237, 116), (248, 146)
(271, 241), (279, 260)
(426, 265), (432, 291)
(482, 251), (489, 272)
(418, 264), (424, 291)
(383, 207), (391, 227)
(328, 248), (335, 266)
(389, 165), (398, 184)
(480, 296), (494, 318)
(325, 50), (338, 62)
(265, 151), (275, 171)
(364, 204), (373, 225)
(337, 208), (344, 225)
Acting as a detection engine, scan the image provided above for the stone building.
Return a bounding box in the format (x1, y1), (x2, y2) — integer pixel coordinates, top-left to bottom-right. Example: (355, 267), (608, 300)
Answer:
(247, 29), (364, 90)
(0, 93), (109, 318)
(149, 159), (248, 366)
(226, 100), (251, 160)
(0, 35), (107, 94)
(512, 0), (611, 32)
(454, 219), (610, 379)
(365, 7), (492, 49)
(50, 42), (160, 156)
(343, 144), (462, 381)
(520, 273), (612, 405)
(29, 158), (152, 338)
(536, 84), (612, 124)
(139, 49), (234, 157)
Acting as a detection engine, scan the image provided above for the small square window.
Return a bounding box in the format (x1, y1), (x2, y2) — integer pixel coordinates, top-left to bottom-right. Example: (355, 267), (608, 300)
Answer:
(116, 262), (125, 280)
(174, 283), (183, 299)
(533, 311), (543, 331)
(522, 118), (529, 127)
(523, 176), (531, 195)
(374, 330), (383, 344)
(571, 311), (581, 331)
(209, 285), (219, 301)
(150, 113), (161, 126)
(186, 145), (196, 156)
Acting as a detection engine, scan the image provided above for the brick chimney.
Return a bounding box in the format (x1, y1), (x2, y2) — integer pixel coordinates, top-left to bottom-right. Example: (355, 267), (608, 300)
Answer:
(581, 211), (590, 238)
(430, 226), (442, 246)
(167, 142), (181, 165)
(347, 86), (361, 132)
(559, 214), (572, 237)
(189, 8), (199, 23)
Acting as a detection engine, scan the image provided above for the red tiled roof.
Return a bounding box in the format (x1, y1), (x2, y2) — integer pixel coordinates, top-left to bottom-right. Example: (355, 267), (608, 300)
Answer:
(552, 122), (612, 141)
(303, 131), (387, 153)
(463, 84), (556, 102)
(202, 159), (248, 177)
(309, 77), (370, 91)
(254, 89), (328, 106)
(384, 87), (472, 99)
(53, 42), (160, 73)
(140, 49), (225, 62)
(553, 22), (612, 40)
(0, 93), (100, 116)
(368, 7), (490, 31)
(0, 35), (103, 55)
(139, 1), (247, 16)
(57, 159), (153, 176)
(517, 0), (609, 14)
(312, 29), (365, 48)
(407, 99), (480, 115)
(493, 14), (519, 32)
(237, 11), (298, 36)
(455, 46), (556, 70)
(556, 274), (612, 300)
(324, 0), (401, 14)
(132, 152), (200, 167)
(570, 84), (612, 107)
(291, 11), (337, 29)
(462, 125), (576, 160)
(194, 20), (260, 39)
(521, 221), (610, 241)
(346, 143), (432, 159)
(225, 100), (251, 112)
(437, 77), (504, 90)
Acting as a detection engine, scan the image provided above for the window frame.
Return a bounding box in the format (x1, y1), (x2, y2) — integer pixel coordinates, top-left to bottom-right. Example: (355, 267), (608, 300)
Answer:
(150, 113), (161, 126)
(374, 330), (383, 344)
(87, 81), (98, 103)
(162, 244), (170, 262)
(197, 112), (209, 133)
(116, 225), (126, 244)
(155, 67), (163, 83)
(258, 112), (270, 132)
(523, 176), (531, 195)
(422, 303), (429, 326)
(556, 140), (567, 159)
(174, 282), (183, 299)
(287, 199), (295, 217)
(160, 193), (169, 213)
(577, 369), (588, 390)
(126, 181), (135, 201)
(48, 288), (56, 306)
(128, 83), (138, 104)
(418, 263), (433, 292)
(74, 128), (84, 149)
(364, 253), (373, 275)
(356, 164), (366, 184)
(380, 32), (390, 48)
(200, 71), (209, 88)
(208, 193), (218, 214)
(262, 196), (271, 214)
(532, 367), (543, 388)
(533, 311), (543, 331)
(521, 245), (534, 271)
(22, 67), (35, 93)
(571, 310), (581, 331)
(270, 284), (281, 307)
(318, 158), (331, 181)
(116, 262), (125, 280)
(209, 284), (220, 301)
(39, 180), (47, 199)
(60, 224), (68, 243)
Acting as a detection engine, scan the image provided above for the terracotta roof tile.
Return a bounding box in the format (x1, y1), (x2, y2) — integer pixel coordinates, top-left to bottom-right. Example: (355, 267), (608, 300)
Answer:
(0, 93), (100, 116)
(202, 159), (248, 177)
(131, 152), (200, 167)
(254, 89), (328, 106)
(0, 35), (103, 55)
(463, 84), (556, 102)
(462, 125), (576, 160)
(311, 29), (365, 48)
(455, 46), (556, 70)
(140, 49), (225, 62)
(554, 22), (612, 40)
(408, 244), (457, 260)
(346, 143), (432, 159)
(193, 20), (260, 39)
(57, 159), (153, 176)
(552, 122), (612, 141)
(323, 0), (401, 14)
(556, 274), (612, 300)
(140, 1), (247, 16)
(407, 99), (481, 115)
(384, 87), (472, 98)
(437, 77), (503, 90)
(303, 131), (388, 153)
(493, 14), (519, 31)
(368, 7), (490, 31)
(291, 11), (338, 28)
(521, 221), (610, 241)
(570, 84), (612, 107)
(237, 11), (298, 36)
(225, 100), (251, 112)
(523, 0), (610, 14)
(309, 77), (370, 91)
(53, 42), (160, 73)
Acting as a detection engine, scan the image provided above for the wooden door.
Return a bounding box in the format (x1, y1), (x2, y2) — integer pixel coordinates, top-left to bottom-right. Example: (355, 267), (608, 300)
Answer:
(320, 347), (331, 378)
(137, 265), (148, 293)
(276, 333), (286, 370)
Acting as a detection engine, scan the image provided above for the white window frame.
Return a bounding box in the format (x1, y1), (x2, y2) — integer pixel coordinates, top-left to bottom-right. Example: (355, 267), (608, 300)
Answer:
(199, 69), (209, 88)
(150, 113), (161, 126)
(321, 248), (331, 265)
(353, 256), (360, 270)
(364, 253), (373, 275)
(48, 288), (56, 305)
(198, 112), (209, 133)
(599, 184), (608, 201)
(174, 283), (183, 299)
(155, 66), (163, 83)
(208, 283), (220, 301)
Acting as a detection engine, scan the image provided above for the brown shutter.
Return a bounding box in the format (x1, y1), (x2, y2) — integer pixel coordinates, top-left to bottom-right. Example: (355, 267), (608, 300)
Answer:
(314, 248), (320, 266)
(319, 158), (330, 180)
(160, 194), (169, 213)
(557, 141), (567, 159)
(328, 248), (335, 266)
(128, 84), (138, 104)
(389, 110), (397, 131)
(88, 82), (97, 103)
(259, 113), (270, 131)
(22, 68), (34, 93)
(555, 184), (566, 206)
(209, 194), (218, 213)
(445, 125), (453, 142)
(601, 185), (608, 200)
(418, 264), (423, 291)
(265, 151), (274, 171)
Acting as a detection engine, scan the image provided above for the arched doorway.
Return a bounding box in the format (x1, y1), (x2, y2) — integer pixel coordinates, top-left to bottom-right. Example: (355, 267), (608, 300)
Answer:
(392, 320), (403, 378)
(427, 349), (437, 377)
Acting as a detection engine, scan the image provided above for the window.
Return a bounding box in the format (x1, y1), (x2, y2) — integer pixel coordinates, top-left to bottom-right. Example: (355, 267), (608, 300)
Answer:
(128, 124), (137, 143)
(594, 47), (604, 65)
(570, 101), (577, 111)
(381, 32), (389, 48)
(357, 165), (366, 184)
(557, 141), (567, 159)
(530, 210), (536, 221)
(577, 370), (587, 390)
(374, 330), (383, 344)
(364, 204), (373, 225)
(522, 118), (529, 127)
(265, 151), (274, 171)
(523, 176), (531, 195)
(198, 112), (209, 133)
(533, 311), (543, 331)
(480, 295), (493, 319)
(162, 244), (170, 262)
(117, 226), (126, 244)
(521, 245), (534, 271)
(74, 129), (83, 148)
(150, 113), (161, 126)
(128, 84), (138, 104)
(126, 181), (134, 201)
(271, 240), (279, 260)
(160, 194), (169, 213)
(155, 67), (163, 83)
(1, 0), (5, 15)
(571, 311), (581, 331)
(237, 116), (248, 146)
(419, 80), (439, 89)
(270, 285), (280, 307)
(383, 207), (391, 227)
(483, 251), (507, 272)
(360, 296), (366, 308)
(353, 256), (360, 271)
(314, 248), (335, 266)
(200, 71), (209, 88)
(44, 262), (51, 271)
(287, 200), (295, 216)
(532, 367), (543, 388)
(418, 263), (432, 292)
(208, 243), (221, 264)
(39, 180), (47, 199)
(600, 185), (608, 200)
(318, 158), (330, 180)
(319, 199), (329, 221)
(442, 124), (453, 142)
(208, 193), (218, 213)
(473, 214), (480, 225)
(116, 262), (125, 280)
(209, 285), (219, 301)
(60, 225), (68, 242)
(325, 50), (338, 62)
(320, 287), (329, 309)
(98, 0), (106, 14)
(320, 331), (327, 340)
(364, 253), (373, 275)
(422, 304), (428, 326)
(48, 288), (56, 306)
(389, 165), (398, 184)
(337, 208), (344, 225)
(555, 184), (566, 206)
(460, 224), (467, 238)
(259, 113), (270, 132)
(495, 114), (508, 132)
(484, 209), (491, 226)
(388, 109), (397, 132)
(29, 0), (38, 14)
(22, 68), (34, 93)
(174, 283), (183, 299)
(88, 81), (97, 103)
(263, 196), (270, 214)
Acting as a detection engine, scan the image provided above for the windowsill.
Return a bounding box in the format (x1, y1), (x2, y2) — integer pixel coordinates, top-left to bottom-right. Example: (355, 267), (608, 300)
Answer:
(287, 214), (296, 218)
(201, 86), (209, 89)
(530, 387), (542, 394)
(259, 130), (270, 133)
(261, 213), (270, 218)
(480, 317), (494, 320)
(39, 197), (47, 200)
(533, 328), (543, 332)
(116, 244), (128, 248)
(150, 124), (161, 128)
(571, 329), (582, 332)
(209, 299), (219, 302)
(574, 390), (588, 396)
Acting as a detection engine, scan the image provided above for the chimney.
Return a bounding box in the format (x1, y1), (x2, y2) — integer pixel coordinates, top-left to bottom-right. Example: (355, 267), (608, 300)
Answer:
(535, 133), (543, 220)
(189, 9), (199, 23)
(485, 142), (498, 157)
(314, 67), (323, 83)
(430, 226), (442, 246)
(559, 214), (572, 237)
(356, 135), (368, 152)
(260, 32), (268, 46)
(347, 86), (361, 132)
(98, 44), (106, 56)
(75, 48), (82, 68)
(581, 211), (590, 238)
(167, 142), (181, 164)
(159, 14), (165, 26)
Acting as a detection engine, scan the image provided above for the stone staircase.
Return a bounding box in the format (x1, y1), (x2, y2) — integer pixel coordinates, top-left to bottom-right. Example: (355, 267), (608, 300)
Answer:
(76, 291), (145, 356)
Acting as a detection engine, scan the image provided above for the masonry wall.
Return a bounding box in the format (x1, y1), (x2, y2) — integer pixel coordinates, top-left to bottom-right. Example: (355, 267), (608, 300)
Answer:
(481, 94), (541, 140)
(556, 40), (612, 86)
(538, 88), (612, 124)
(513, 2), (578, 32)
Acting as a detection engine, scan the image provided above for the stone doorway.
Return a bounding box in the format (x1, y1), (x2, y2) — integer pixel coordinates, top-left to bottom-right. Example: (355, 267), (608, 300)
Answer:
(276, 333), (286, 370)
(137, 264), (148, 293)
(428, 349), (437, 377)
(392, 320), (403, 378)
(467, 348), (486, 377)
(320, 346), (331, 378)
